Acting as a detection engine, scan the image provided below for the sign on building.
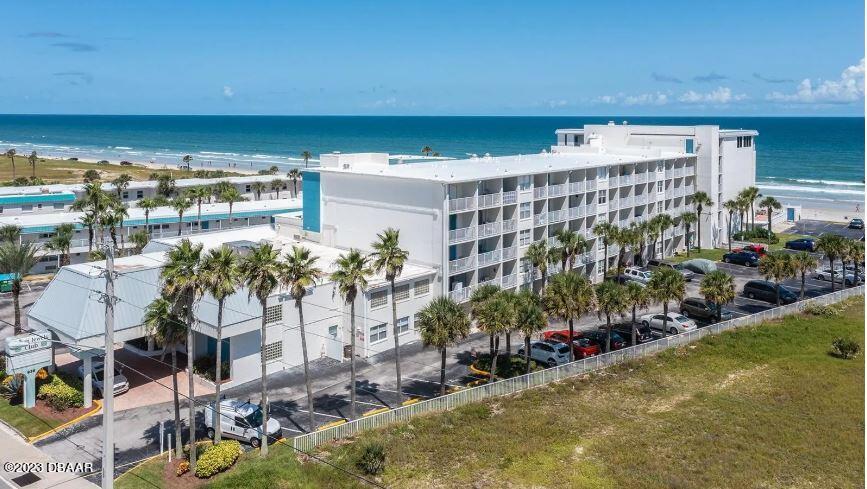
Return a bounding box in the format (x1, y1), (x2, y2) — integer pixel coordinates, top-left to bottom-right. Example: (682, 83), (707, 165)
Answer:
(3, 331), (54, 408)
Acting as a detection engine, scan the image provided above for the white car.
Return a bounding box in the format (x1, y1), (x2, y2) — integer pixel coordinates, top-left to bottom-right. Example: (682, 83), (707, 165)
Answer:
(623, 267), (653, 285)
(204, 399), (282, 448)
(640, 312), (697, 335)
(76, 361), (129, 397)
(517, 340), (571, 367)
(812, 268), (858, 286)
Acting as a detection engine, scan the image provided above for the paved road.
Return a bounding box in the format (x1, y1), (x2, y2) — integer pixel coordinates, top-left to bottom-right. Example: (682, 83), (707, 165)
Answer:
(30, 252), (858, 481)
(0, 281), (49, 348)
(786, 220), (864, 240)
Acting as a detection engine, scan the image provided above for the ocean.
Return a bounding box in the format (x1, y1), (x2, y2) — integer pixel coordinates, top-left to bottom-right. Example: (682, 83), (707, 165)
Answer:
(0, 115), (863, 206)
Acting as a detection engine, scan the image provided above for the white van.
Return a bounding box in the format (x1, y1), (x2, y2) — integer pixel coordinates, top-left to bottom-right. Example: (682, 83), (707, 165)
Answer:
(204, 399), (282, 447)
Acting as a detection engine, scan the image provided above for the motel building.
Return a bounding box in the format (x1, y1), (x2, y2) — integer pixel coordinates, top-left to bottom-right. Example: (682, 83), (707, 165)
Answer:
(25, 123), (756, 398)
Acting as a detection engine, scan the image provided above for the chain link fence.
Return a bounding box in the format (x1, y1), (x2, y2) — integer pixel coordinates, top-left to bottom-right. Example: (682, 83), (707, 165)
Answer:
(293, 285), (864, 452)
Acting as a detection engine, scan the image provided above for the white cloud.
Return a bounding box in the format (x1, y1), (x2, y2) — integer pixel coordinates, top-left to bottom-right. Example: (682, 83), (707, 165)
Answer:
(767, 59), (864, 104)
(594, 92), (668, 106)
(678, 87), (747, 104)
(222, 86), (234, 99)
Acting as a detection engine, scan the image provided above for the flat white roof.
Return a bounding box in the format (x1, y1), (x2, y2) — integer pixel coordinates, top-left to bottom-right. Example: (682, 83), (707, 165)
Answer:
(315, 148), (690, 183)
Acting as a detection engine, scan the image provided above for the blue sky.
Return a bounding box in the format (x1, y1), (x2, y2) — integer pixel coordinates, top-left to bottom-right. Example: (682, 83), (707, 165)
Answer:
(3, 0), (864, 115)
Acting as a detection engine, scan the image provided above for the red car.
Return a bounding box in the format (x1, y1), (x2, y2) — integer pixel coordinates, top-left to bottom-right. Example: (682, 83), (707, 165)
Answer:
(542, 330), (601, 358)
(734, 244), (767, 257)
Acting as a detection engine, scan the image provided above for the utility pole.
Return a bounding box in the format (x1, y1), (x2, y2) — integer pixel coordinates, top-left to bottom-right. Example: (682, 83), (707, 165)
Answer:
(101, 245), (116, 489)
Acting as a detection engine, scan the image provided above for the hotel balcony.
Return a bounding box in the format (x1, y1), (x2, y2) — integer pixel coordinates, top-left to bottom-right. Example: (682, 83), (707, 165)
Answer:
(533, 213), (547, 226)
(548, 183), (568, 198)
(569, 205), (586, 219)
(502, 190), (518, 205)
(533, 186), (548, 199)
(674, 187), (686, 198)
(448, 226), (476, 244)
(478, 192), (501, 209)
(586, 180), (597, 191)
(673, 167), (685, 178)
(501, 273), (518, 289)
(449, 196), (476, 213)
(684, 167), (696, 177)
(449, 255), (476, 274)
(618, 175), (633, 186)
(502, 218), (518, 233)
(569, 181), (586, 194)
(548, 209), (569, 224)
(634, 194), (648, 206)
(685, 184), (695, 194)
(502, 246), (518, 261)
(634, 173), (648, 184)
(449, 285), (475, 303)
(618, 196), (634, 209)
(478, 221), (502, 239)
(478, 249), (502, 267)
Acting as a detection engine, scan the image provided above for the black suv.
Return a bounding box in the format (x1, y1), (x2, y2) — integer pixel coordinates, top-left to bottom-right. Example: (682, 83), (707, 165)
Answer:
(742, 280), (797, 305)
(611, 323), (655, 345)
(680, 297), (733, 322)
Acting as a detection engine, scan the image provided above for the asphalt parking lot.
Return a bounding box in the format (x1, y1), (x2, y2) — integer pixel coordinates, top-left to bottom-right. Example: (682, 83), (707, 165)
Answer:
(787, 219), (865, 240)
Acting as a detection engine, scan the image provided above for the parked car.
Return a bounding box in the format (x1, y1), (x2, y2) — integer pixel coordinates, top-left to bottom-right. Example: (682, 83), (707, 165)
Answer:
(518, 340), (572, 367)
(611, 323), (656, 344)
(119, 160), (133, 166)
(646, 259), (695, 281)
(784, 238), (816, 251)
(623, 266), (653, 285)
(848, 218), (864, 230)
(680, 297), (733, 322)
(76, 361), (130, 397)
(722, 250), (760, 267)
(542, 330), (600, 358)
(742, 280), (798, 304)
(812, 267), (858, 286)
(639, 312), (697, 335)
(583, 329), (626, 350)
(740, 244), (768, 256)
(204, 399), (281, 448)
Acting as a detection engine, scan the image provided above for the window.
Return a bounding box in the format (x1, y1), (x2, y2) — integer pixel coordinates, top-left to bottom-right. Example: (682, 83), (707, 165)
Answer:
(370, 323), (388, 343)
(245, 184), (251, 192)
(413, 313), (422, 329)
(370, 290), (387, 308)
(519, 229), (531, 246)
(394, 284), (410, 302)
(657, 202), (663, 214)
(414, 279), (430, 296)
(122, 191), (129, 199)
(397, 316), (410, 335)
(0, 207), (3, 213)
(53, 203), (64, 209)
(264, 304), (282, 324)
(597, 167), (607, 179)
(737, 136), (743, 148)
(518, 175), (532, 191)
(743, 136), (752, 147)
(685, 139), (694, 153)
(597, 193), (607, 205)
(657, 181), (663, 193)
(137, 190), (144, 199)
(328, 325), (338, 337)
(22, 204), (33, 212)
(36, 203), (42, 209)
(264, 341), (282, 362)
(519, 202), (531, 219)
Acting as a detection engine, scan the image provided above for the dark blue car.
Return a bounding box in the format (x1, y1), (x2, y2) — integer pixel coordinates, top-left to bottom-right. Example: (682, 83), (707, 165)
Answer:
(722, 250), (759, 267)
(784, 238), (816, 251)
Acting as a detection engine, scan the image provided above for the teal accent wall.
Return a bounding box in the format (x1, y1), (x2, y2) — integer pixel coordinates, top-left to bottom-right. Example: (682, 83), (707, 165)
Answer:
(0, 193), (75, 205)
(302, 171), (321, 232)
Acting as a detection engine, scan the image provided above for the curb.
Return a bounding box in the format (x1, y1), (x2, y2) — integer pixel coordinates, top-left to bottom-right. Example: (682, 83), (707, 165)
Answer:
(317, 419), (347, 431)
(468, 363), (490, 377)
(28, 400), (103, 444)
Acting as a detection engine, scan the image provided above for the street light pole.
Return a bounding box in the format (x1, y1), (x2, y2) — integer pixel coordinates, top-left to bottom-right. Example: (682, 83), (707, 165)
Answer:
(102, 245), (116, 489)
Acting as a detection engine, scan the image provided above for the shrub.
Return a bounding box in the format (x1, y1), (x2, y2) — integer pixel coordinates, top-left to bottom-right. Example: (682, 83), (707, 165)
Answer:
(192, 356), (230, 382)
(474, 353), (540, 378)
(194, 440), (241, 478)
(37, 374), (84, 411)
(831, 338), (860, 359)
(804, 303), (842, 318)
(733, 228), (778, 244)
(356, 441), (386, 476)
(176, 460), (190, 476)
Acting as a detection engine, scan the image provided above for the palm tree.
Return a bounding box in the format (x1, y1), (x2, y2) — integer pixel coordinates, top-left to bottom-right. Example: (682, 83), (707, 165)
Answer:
(552, 228), (586, 271)
(474, 292), (515, 382)
(251, 182), (267, 201)
(758, 196), (782, 236)
(0, 224), (21, 244)
(109, 201), (129, 252)
(138, 197), (160, 238)
(0, 242), (41, 334)
(171, 197), (192, 237)
(699, 271), (736, 322)
(595, 281), (627, 352)
(160, 239), (204, 470)
(186, 186), (210, 230)
(111, 174), (132, 198)
(646, 267), (685, 338)
(692, 191), (713, 251)
(156, 174), (176, 198)
(143, 297), (187, 459)
(238, 244), (283, 454)
(5, 149), (16, 179)
(847, 239), (864, 286)
(722, 200), (739, 251)
(270, 179), (285, 199)
(182, 154), (193, 169)
(525, 241), (550, 290)
(278, 245), (323, 434)
(212, 181), (232, 203)
(741, 186), (761, 231)
(542, 272), (595, 360)
(421, 146), (433, 156)
(198, 246), (241, 443)
(220, 187), (243, 228)
(77, 213), (97, 253)
(679, 212), (697, 257)
(369, 228), (409, 402)
(631, 221), (649, 266)
(613, 225), (636, 276)
(28, 151), (37, 178)
(287, 169), (301, 197)
(330, 249), (370, 418)
(300, 151), (312, 168)
(652, 214), (674, 259)
(130, 230), (149, 254)
(645, 218), (661, 263)
(592, 222), (619, 276)
(515, 289), (546, 374)
(817, 234), (846, 292)
(47, 223), (75, 267)
(417, 297), (471, 395)
(623, 281), (650, 345)
(470, 283), (502, 356)
(758, 252), (794, 306)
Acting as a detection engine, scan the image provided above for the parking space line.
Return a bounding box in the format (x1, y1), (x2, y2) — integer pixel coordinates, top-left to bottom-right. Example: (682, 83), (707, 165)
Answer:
(269, 403), (345, 420)
(735, 296), (771, 306)
(354, 399), (387, 408)
(281, 426), (304, 434)
(405, 376), (461, 387)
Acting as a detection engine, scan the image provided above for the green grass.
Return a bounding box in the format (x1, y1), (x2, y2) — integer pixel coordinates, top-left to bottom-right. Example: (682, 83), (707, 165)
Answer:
(669, 247), (727, 263)
(0, 397), (66, 438)
(118, 297), (865, 488)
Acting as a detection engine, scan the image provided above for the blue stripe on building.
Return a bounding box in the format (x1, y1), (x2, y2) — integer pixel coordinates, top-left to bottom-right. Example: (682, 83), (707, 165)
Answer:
(0, 193), (76, 205)
(302, 171), (321, 232)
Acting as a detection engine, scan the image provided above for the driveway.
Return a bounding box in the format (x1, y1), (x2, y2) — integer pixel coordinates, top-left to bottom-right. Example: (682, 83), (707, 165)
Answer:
(0, 281), (49, 349)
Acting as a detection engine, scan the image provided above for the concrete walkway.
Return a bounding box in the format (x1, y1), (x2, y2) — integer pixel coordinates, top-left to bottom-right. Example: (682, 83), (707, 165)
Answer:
(0, 423), (99, 489)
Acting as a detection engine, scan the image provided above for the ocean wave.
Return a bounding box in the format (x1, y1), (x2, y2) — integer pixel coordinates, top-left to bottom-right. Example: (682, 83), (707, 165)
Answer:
(199, 151), (239, 156)
(114, 146), (133, 150)
(758, 182), (865, 196)
(760, 176), (864, 187)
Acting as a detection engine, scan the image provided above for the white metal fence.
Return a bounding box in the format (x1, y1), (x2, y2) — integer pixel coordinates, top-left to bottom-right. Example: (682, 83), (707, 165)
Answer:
(293, 285), (864, 452)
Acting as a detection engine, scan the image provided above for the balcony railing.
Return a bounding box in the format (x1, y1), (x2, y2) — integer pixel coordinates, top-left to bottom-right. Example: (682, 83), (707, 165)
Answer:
(502, 190), (518, 205)
(586, 180), (597, 191)
(448, 226), (475, 244)
(634, 173), (648, 184)
(673, 167), (684, 178)
(449, 256), (476, 274)
(548, 209), (568, 223)
(502, 218), (518, 233)
(478, 249), (502, 267)
(569, 205), (585, 219)
(501, 273), (518, 289)
(449, 285), (474, 303)
(533, 186), (548, 199)
(533, 213), (547, 226)
(618, 175), (632, 186)
(619, 196), (634, 208)
(478, 192), (501, 208)
(684, 166), (696, 177)
(502, 246), (518, 261)
(449, 196), (476, 213)
(478, 221), (502, 238)
(569, 181), (585, 194)
(634, 194), (648, 206)
(548, 183), (568, 197)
